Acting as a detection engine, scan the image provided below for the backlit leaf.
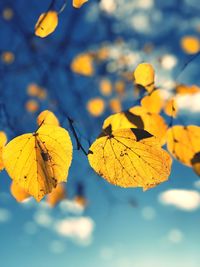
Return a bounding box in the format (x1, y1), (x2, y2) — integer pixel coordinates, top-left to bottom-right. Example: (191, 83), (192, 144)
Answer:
(133, 63), (155, 93)
(37, 110), (59, 126)
(73, 0), (88, 8)
(35, 11), (58, 38)
(88, 128), (172, 190)
(167, 125), (200, 171)
(10, 181), (30, 202)
(3, 124), (73, 201)
(47, 183), (66, 207)
(141, 89), (164, 114)
(71, 53), (94, 76)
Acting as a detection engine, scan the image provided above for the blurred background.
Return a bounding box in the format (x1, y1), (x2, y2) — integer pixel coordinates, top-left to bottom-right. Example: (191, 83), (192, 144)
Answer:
(0, 0), (200, 266)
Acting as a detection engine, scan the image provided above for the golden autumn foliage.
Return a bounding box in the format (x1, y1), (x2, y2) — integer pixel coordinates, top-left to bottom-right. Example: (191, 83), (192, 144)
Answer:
(180, 36), (200, 54)
(3, 124), (73, 201)
(35, 11), (58, 38)
(87, 98), (105, 117)
(133, 63), (155, 93)
(47, 183), (66, 207)
(141, 89), (164, 114)
(176, 84), (200, 95)
(37, 110), (59, 126)
(99, 79), (112, 96)
(25, 99), (39, 113)
(164, 98), (178, 118)
(167, 125), (200, 176)
(1, 51), (15, 64)
(129, 106), (167, 145)
(109, 98), (122, 113)
(73, 0), (88, 8)
(88, 128), (172, 190)
(103, 105), (167, 146)
(10, 181), (30, 202)
(0, 131), (7, 171)
(71, 53), (94, 76)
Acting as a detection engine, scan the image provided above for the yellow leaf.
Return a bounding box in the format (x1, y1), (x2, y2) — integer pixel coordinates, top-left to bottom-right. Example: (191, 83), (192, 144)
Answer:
(10, 181), (30, 202)
(99, 79), (112, 96)
(71, 53), (94, 76)
(176, 84), (200, 95)
(27, 83), (41, 97)
(141, 89), (164, 114)
(103, 111), (144, 132)
(191, 152), (200, 176)
(3, 124), (73, 201)
(88, 128), (172, 190)
(35, 11), (58, 38)
(164, 98), (178, 118)
(37, 110), (59, 126)
(1, 51), (15, 64)
(129, 106), (167, 145)
(87, 98), (105, 117)
(0, 131), (7, 171)
(133, 63), (155, 93)
(47, 183), (66, 207)
(109, 98), (122, 113)
(25, 99), (39, 113)
(114, 80), (125, 96)
(73, 0), (88, 8)
(167, 125), (200, 169)
(180, 36), (200, 55)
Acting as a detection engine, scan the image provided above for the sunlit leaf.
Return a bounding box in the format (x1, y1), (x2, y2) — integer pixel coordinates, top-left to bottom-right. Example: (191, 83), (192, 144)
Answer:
(37, 110), (59, 126)
(27, 83), (41, 97)
(129, 106), (167, 145)
(73, 0), (88, 8)
(167, 125), (200, 172)
(141, 89), (164, 114)
(3, 124), (73, 201)
(180, 35), (200, 54)
(1, 51), (15, 64)
(87, 98), (105, 117)
(99, 79), (112, 96)
(133, 63), (155, 93)
(71, 53), (94, 76)
(176, 84), (200, 95)
(47, 183), (66, 207)
(88, 128), (172, 190)
(10, 181), (30, 202)
(109, 98), (122, 113)
(103, 111), (144, 132)
(114, 80), (125, 96)
(35, 11), (58, 38)
(164, 98), (178, 118)
(25, 99), (39, 113)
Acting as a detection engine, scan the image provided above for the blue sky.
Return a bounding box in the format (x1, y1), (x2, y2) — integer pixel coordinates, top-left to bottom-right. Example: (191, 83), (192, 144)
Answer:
(0, 0), (200, 267)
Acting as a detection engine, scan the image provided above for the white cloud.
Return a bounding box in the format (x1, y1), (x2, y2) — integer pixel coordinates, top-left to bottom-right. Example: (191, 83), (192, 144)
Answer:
(176, 92), (200, 112)
(100, 0), (117, 14)
(159, 189), (200, 211)
(54, 217), (95, 245)
(160, 54), (177, 70)
(59, 199), (85, 215)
